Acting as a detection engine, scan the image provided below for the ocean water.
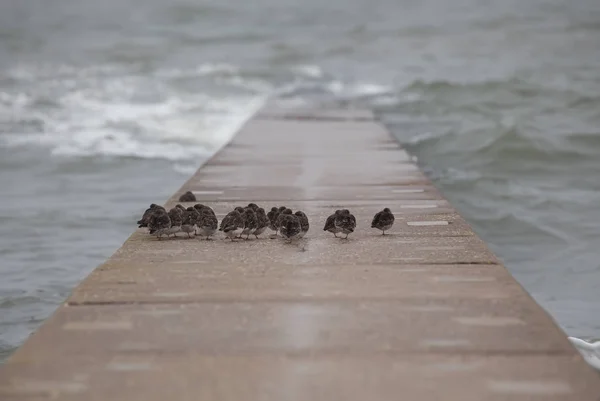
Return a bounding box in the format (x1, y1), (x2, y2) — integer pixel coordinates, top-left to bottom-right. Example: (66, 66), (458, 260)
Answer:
(1, 0), (600, 362)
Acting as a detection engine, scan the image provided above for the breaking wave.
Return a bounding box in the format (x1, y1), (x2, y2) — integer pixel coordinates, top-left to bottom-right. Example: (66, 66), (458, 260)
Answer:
(0, 63), (394, 166)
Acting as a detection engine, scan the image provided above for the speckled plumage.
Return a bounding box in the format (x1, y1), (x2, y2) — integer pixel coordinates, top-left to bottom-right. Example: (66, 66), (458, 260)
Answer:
(267, 207), (279, 231)
(197, 208), (218, 240)
(334, 209), (356, 239)
(323, 210), (342, 237)
(194, 204), (216, 217)
(181, 207), (199, 238)
(241, 208), (258, 239)
(148, 209), (171, 240)
(275, 208), (293, 231)
(220, 209), (244, 240)
(279, 213), (301, 241)
(253, 207), (269, 238)
(138, 204), (164, 228)
(179, 191), (196, 202)
(294, 211), (309, 238)
(166, 207), (183, 237)
(371, 208), (395, 235)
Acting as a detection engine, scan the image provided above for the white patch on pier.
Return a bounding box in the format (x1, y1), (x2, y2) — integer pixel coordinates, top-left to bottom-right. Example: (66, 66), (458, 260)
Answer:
(433, 276), (496, 283)
(487, 380), (572, 395)
(407, 220), (449, 226)
(63, 321), (133, 330)
(427, 361), (483, 372)
(7, 380), (88, 394)
(453, 317), (525, 326)
(392, 189), (425, 193)
(416, 246), (462, 251)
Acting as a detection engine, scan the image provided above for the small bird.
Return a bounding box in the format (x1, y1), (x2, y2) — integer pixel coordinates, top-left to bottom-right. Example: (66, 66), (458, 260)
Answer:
(246, 203), (260, 212)
(175, 204), (186, 212)
(253, 207), (269, 238)
(279, 212), (301, 241)
(334, 209), (356, 239)
(197, 208), (218, 240)
(179, 191), (196, 202)
(167, 207), (183, 238)
(137, 204), (164, 229)
(181, 207), (199, 238)
(148, 208), (171, 240)
(241, 207), (258, 239)
(323, 210), (342, 237)
(371, 208), (395, 235)
(220, 209), (244, 240)
(267, 207), (281, 237)
(275, 208), (293, 232)
(194, 204), (216, 217)
(294, 211), (309, 238)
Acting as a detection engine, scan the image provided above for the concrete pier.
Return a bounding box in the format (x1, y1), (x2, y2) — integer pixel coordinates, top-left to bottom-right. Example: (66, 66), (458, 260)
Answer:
(1, 107), (599, 400)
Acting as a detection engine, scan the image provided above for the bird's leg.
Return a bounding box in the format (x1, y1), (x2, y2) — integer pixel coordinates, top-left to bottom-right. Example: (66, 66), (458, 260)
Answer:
(345, 233), (349, 239)
(334, 233), (338, 238)
(382, 230), (386, 236)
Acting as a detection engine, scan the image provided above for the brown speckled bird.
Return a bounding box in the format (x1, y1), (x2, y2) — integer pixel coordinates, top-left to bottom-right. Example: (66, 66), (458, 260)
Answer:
(181, 207), (199, 238)
(241, 207), (258, 239)
(253, 207), (269, 238)
(219, 209), (244, 240)
(279, 212), (301, 241)
(148, 208), (171, 240)
(178, 191), (196, 202)
(294, 211), (309, 238)
(197, 208), (218, 240)
(371, 208), (395, 235)
(323, 209), (342, 237)
(167, 207), (183, 238)
(334, 209), (356, 239)
(137, 204), (165, 229)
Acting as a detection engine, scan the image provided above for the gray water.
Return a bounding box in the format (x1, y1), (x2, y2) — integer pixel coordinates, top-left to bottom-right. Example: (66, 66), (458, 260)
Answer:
(1, 0), (600, 362)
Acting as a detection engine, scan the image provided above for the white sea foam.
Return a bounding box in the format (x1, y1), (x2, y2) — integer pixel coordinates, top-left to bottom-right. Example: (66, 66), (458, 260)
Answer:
(1, 62), (397, 166)
(325, 81), (393, 98)
(292, 65), (325, 78)
(0, 64), (268, 164)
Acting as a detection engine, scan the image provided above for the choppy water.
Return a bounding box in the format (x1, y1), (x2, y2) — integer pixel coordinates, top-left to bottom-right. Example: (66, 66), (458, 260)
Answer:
(1, 0), (600, 362)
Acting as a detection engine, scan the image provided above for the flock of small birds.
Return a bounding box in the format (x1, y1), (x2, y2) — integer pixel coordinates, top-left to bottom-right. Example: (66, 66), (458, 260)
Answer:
(136, 191), (396, 241)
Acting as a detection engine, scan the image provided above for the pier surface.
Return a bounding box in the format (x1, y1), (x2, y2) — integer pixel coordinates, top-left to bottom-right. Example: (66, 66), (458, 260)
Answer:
(1, 107), (599, 400)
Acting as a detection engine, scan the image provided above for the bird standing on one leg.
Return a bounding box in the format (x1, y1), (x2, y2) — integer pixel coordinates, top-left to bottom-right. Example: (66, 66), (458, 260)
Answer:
(294, 211), (309, 238)
(371, 208), (395, 235)
(323, 210), (342, 237)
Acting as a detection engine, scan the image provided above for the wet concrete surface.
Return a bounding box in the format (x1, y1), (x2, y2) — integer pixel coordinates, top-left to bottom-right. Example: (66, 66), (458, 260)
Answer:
(1, 108), (599, 400)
